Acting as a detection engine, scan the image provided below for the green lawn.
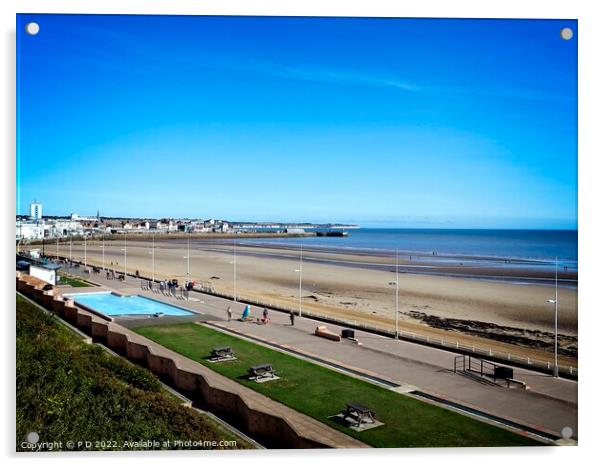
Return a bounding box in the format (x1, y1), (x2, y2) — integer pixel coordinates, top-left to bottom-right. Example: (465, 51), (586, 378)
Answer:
(17, 295), (251, 451)
(58, 274), (92, 287)
(134, 323), (542, 448)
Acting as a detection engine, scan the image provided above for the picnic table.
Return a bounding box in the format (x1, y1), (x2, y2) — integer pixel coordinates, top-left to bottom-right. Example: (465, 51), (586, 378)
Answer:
(248, 363), (277, 381)
(210, 346), (234, 360)
(342, 402), (376, 427)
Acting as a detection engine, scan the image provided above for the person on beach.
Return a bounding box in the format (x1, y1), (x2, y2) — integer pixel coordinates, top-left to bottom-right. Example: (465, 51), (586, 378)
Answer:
(289, 311), (295, 326)
(227, 306), (232, 322)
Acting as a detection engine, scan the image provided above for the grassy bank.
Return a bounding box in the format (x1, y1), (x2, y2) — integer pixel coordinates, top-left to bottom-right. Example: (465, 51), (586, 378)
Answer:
(16, 295), (251, 451)
(57, 274), (92, 287)
(134, 323), (542, 448)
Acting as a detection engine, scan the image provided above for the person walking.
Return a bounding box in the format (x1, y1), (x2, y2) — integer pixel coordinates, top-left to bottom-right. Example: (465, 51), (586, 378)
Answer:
(289, 311), (295, 326)
(227, 306), (232, 322)
(262, 307), (269, 325)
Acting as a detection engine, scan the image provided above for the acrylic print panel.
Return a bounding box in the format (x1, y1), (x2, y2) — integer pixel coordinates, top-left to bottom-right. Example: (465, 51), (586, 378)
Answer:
(16, 14), (577, 451)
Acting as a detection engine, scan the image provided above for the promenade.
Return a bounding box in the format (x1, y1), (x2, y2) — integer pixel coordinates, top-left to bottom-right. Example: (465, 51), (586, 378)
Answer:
(62, 266), (578, 439)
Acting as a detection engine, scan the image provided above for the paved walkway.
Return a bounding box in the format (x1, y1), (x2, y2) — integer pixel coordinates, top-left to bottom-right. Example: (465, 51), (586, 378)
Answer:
(62, 266), (578, 438)
(48, 276), (367, 449)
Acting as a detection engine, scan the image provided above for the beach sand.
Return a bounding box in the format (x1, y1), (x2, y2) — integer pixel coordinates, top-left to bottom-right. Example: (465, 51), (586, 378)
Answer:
(51, 238), (578, 364)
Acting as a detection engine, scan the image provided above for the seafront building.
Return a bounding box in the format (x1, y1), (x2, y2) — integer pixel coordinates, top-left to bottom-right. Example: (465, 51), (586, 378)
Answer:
(16, 200), (358, 244)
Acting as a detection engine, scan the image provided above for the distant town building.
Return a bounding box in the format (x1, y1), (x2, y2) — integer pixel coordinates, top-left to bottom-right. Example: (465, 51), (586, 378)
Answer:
(16, 221), (44, 241)
(71, 213), (99, 222)
(30, 202), (42, 221)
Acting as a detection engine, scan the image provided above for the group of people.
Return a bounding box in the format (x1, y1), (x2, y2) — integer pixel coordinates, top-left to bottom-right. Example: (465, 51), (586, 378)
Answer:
(158, 279), (187, 297)
(227, 304), (295, 326)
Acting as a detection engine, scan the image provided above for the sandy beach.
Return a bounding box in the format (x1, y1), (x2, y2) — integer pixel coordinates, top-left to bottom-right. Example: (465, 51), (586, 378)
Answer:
(47, 238), (578, 364)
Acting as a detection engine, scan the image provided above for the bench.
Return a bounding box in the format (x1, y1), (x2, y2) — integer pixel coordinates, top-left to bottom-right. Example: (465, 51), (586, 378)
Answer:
(341, 402), (376, 427)
(315, 325), (341, 342)
(248, 363), (277, 381)
(210, 346), (234, 360)
(507, 378), (529, 390)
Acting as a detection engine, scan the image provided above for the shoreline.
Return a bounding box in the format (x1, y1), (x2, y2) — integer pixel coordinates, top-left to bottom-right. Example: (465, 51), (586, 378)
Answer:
(180, 239), (579, 288)
(24, 238), (578, 364)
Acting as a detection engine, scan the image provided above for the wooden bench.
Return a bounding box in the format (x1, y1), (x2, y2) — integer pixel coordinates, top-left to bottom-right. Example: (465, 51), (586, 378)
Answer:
(342, 402), (376, 427)
(507, 378), (529, 390)
(315, 325), (341, 342)
(248, 363), (277, 381)
(210, 346), (234, 360)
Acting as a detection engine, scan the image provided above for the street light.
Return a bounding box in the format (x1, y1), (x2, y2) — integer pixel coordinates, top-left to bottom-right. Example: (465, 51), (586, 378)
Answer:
(151, 233), (155, 283)
(229, 241), (237, 302)
(101, 233), (106, 271)
(388, 249), (400, 340)
(294, 243), (303, 317)
(547, 256), (560, 377)
(84, 235), (87, 268)
(186, 231), (190, 284)
(123, 231), (127, 281)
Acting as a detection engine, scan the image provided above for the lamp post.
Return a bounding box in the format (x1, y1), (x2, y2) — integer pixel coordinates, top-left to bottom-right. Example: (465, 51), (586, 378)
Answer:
(56, 235), (59, 261)
(395, 249), (399, 339)
(230, 241), (237, 302)
(547, 257), (559, 377)
(388, 249), (400, 340)
(186, 231), (190, 284)
(84, 235), (87, 268)
(69, 236), (72, 263)
(151, 234), (155, 283)
(101, 233), (105, 271)
(294, 243), (303, 317)
(123, 231), (127, 281)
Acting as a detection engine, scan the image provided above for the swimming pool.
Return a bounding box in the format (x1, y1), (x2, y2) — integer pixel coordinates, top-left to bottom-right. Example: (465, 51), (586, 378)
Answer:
(65, 292), (195, 317)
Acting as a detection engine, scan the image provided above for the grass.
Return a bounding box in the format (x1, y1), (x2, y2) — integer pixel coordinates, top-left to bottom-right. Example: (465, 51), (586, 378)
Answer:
(134, 323), (543, 448)
(57, 274), (91, 287)
(16, 295), (251, 451)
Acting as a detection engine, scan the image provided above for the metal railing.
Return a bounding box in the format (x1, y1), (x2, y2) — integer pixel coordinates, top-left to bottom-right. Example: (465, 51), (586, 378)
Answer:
(58, 258), (578, 379)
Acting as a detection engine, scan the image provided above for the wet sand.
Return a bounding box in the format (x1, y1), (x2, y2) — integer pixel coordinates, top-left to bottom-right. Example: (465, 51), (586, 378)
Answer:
(48, 238), (578, 363)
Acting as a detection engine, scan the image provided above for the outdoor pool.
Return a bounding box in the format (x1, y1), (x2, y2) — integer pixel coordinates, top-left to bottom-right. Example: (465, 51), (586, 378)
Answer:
(65, 292), (195, 317)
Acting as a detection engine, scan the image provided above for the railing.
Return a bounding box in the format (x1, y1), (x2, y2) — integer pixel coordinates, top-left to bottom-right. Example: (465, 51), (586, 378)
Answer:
(58, 258), (578, 379)
(454, 355), (497, 378)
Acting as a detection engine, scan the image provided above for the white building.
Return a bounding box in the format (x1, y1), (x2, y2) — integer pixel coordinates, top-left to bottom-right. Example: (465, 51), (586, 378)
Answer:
(16, 221), (44, 241)
(70, 213), (98, 221)
(30, 202), (43, 221)
(47, 220), (84, 238)
(29, 263), (62, 285)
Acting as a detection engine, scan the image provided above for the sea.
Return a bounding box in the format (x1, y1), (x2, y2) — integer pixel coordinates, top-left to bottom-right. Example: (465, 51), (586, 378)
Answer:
(235, 228), (578, 271)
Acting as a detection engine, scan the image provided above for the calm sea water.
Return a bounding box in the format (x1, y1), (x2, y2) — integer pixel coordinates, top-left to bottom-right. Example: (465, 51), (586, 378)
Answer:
(239, 228), (578, 266)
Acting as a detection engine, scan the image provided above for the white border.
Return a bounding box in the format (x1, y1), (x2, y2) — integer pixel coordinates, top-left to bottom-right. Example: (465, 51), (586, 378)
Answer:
(2, 1), (600, 466)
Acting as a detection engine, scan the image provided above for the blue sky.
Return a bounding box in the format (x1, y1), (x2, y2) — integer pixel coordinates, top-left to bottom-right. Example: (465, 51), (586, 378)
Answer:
(16, 15), (577, 228)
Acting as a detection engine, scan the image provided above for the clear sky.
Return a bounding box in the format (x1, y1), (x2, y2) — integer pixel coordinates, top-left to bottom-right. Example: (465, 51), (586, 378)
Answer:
(16, 15), (577, 228)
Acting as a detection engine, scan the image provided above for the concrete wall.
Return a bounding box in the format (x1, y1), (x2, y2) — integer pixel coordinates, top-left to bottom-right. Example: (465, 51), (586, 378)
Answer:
(16, 275), (343, 449)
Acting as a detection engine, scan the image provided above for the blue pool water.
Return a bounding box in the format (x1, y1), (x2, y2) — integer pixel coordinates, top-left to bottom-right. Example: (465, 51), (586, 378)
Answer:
(66, 292), (194, 317)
